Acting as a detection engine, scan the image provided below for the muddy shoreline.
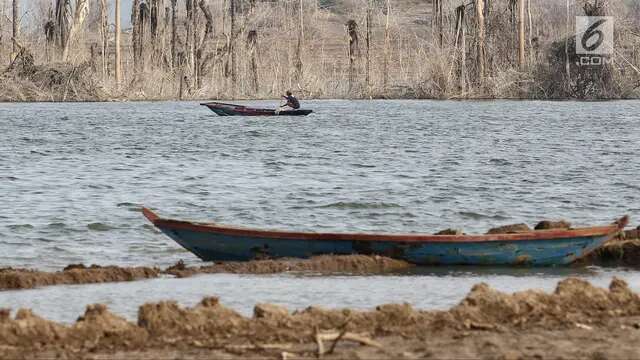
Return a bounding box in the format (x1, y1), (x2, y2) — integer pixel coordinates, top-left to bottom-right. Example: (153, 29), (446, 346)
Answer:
(0, 255), (414, 291)
(1, 278), (639, 359)
(1, 236), (639, 292)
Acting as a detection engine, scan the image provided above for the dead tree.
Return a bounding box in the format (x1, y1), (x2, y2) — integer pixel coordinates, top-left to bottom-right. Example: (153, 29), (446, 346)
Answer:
(132, 0), (151, 73)
(432, 0), (444, 47)
(171, 0), (177, 68)
(99, 0), (108, 80)
(147, 0), (161, 67)
(132, 0), (140, 69)
(229, 0), (237, 93)
(246, 30), (258, 94)
(45, 9), (56, 62)
(12, 0), (19, 57)
(518, 0), (525, 68)
(115, 0), (122, 86)
(475, 0), (486, 80)
(454, 4), (467, 92)
(55, 0), (71, 57)
(294, 0), (303, 84)
(383, 0), (391, 90)
(62, 0), (90, 61)
(0, 3), (4, 61)
(365, 0), (371, 89)
(185, 0), (194, 78)
(346, 20), (359, 93)
(196, 0), (214, 89)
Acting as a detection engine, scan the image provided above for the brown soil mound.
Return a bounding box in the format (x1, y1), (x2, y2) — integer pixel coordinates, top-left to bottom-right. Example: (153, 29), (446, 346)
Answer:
(0, 265), (160, 290)
(1, 278), (640, 359)
(164, 255), (413, 278)
(0, 256), (410, 292)
(534, 220), (572, 230)
(580, 240), (640, 267)
(485, 223), (531, 234)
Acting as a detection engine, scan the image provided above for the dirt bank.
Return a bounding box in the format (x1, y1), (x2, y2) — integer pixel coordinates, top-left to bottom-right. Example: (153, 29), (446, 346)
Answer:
(0, 255), (412, 291)
(164, 254), (413, 278)
(1, 278), (640, 359)
(0, 265), (160, 291)
(580, 240), (640, 267)
(3, 236), (640, 291)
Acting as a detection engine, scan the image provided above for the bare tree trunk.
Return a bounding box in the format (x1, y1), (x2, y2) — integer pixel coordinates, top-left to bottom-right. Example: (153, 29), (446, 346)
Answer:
(11, 0), (18, 57)
(55, 0), (71, 57)
(171, 0), (177, 69)
(99, 0), (108, 81)
(247, 30), (258, 94)
(518, 0), (525, 69)
(229, 0), (237, 94)
(475, 0), (486, 80)
(365, 0), (371, 90)
(196, 0), (213, 89)
(433, 0), (443, 47)
(115, 0), (122, 86)
(383, 0), (390, 91)
(62, 0), (89, 61)
(294, 0), (303, 84)
(185, 0), (194, 79)
(461, 13), (466, 93)
(132, 0), (141, 70)
(346, 20), (359, 93)
(527, 0), (532, 47)
(0, 1), (4, 62)
(564, 0), (570, 81)
(455, 4), (466, 92)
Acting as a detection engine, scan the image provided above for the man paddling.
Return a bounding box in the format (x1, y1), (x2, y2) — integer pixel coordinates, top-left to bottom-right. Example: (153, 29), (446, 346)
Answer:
(279, 91), (300, 111)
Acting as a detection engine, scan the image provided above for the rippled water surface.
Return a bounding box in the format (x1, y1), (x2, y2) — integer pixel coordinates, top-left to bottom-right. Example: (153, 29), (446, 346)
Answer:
(2, 100), (640, 320)
(1, 100), (640, 269)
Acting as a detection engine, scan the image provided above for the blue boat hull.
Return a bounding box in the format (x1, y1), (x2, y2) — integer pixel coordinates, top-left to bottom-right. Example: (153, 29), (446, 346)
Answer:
(158, 226), (611, 266)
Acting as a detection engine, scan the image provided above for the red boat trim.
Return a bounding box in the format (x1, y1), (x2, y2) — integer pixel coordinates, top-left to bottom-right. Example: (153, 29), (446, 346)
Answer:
(142, 208), (627, 244)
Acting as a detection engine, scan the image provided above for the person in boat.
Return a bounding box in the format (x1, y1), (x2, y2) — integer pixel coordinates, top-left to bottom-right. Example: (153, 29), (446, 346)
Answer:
(280, 91), (300, 111)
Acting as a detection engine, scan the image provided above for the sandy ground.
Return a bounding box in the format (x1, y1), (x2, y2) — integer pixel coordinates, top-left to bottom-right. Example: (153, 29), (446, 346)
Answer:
(1, 278), (640, 359)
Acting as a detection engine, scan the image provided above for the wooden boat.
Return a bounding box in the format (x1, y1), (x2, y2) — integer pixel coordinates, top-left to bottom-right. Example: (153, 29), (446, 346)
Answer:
(201, 102), (313, 116)
(142, 208), (627, 266)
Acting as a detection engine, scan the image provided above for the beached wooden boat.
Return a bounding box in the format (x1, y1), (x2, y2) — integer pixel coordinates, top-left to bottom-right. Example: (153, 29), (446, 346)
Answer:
(143, 208), (627, 266)
(202, 102), (313, 116)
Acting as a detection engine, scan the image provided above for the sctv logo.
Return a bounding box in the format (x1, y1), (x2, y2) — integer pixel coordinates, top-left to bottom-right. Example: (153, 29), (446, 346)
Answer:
(576, 16), (614, 66)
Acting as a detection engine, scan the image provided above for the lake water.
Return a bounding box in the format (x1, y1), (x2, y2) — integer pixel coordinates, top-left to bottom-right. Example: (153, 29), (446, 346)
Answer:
(1, 100), (639, 320)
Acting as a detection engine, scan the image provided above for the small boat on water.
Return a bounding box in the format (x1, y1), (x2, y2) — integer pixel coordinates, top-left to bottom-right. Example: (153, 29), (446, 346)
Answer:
(142, 208), (627, 266)
(202, 102), (313, 116)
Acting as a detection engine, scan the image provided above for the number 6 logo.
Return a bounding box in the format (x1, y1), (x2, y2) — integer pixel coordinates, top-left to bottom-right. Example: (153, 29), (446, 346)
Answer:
(576, 16), (614, 55)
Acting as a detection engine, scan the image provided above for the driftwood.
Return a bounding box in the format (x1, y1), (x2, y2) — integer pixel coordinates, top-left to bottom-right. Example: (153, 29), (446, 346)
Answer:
(315, 330), (382, 357)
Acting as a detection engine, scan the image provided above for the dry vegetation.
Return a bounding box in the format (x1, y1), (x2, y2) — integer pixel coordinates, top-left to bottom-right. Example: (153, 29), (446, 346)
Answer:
(0, 0), (639, 101)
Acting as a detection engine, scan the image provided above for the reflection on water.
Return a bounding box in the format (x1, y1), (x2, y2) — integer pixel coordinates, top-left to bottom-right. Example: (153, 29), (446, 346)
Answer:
(0, 266), (638, 323)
